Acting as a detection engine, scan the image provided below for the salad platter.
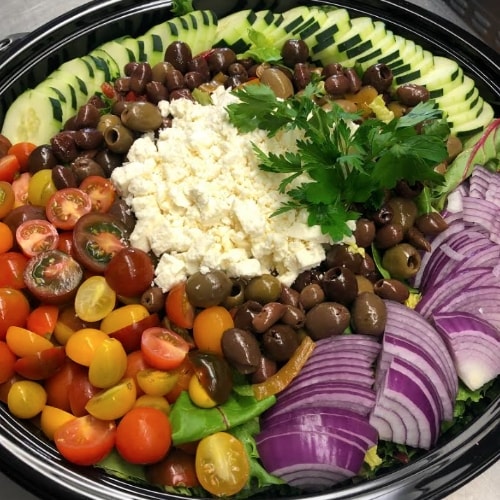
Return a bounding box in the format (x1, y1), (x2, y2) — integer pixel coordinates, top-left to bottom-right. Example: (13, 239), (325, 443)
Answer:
(0, 1), (499, 499)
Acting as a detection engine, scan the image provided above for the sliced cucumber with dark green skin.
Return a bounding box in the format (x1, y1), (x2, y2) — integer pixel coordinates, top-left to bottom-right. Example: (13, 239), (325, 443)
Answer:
(393, 49), (435, 85)
(452, 102), (495, 136)
(435, 75), (477, 107)
(94, 38), (137, 75)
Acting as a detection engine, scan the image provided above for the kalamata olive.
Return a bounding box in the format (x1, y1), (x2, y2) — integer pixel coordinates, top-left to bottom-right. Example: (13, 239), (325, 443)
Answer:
(396, 83), (430, 106)
(94, 149), (124, 177)
(51, 164), (78, 190)
(221, 328), (261, 374)
(291, 268), (321, 292)
(406, 226), (432, 252)
(185, 270), (232, 308)
(2, 205), (47, 237)
(325, 244), (362, 273)
(370, 204), (393, 226)
(373, 278), (410, 303)
(228, 62), (248, 78)
(74, 103), (101, 129)
(96, 113), (121, 134)
(358, 253), (379, 282)
(281, 39), (309, 67)
(103, 124), (135, 154)
(362, 63), (393, 93)
(281, 305), (306, 329)
(207, 47), (237, 73)
(164, 41), (192, 73)
(262, 324), (299, 362)
(259, 67), (294, 99)
(121, 102), (163, 132)
(305, 302), (351, 340)
(343, 67), (362, 93)
(165, 69), (186, 91)
(129, 62), (153, 94)
(184, 71), (207, 90)
(350, 291), (387, 336)
(322, 266), (358, 306)
(299, 283), (325, 310)
(280, 285), (300, 307)
(324, 73), (350, 96)
(394, 179), (423, 198)
(0, 134), (11, 157)
(114, 76), (131, 93)
(251, 356), (278, 384)
(146, 81), (169, 104)
(382, 243), (422, 279)
(140, 286), (165, 313)
(124, 61), (140, 76)
(293, 63), (312, 91)
(51, 131), (79, 163)
(356, 275), (374, 294)
(244, 274), (282, 304)
(233, 300), (262, 330)
(111, 100), (129, 117)
(107, 198), (136, 234)
(415, 212), (449, 236)
(222, 279), (246, 309)
(386, 197), (418, 232)
(323, 63), (344, 78)
(353, 218), (376, 248)
(26, 144), (58, 174)
(169, 88), (194, 101)
(73, 128), (104, 150)
(374, 222), (404, 249)
(252, 302), (286, 333)
(71, 157), (105, 184)
(187, 56), (210, 81)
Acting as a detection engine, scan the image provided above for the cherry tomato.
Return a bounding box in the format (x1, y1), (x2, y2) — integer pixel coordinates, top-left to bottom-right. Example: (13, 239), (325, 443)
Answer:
(141, 327), (190, 371)
(68, 366), (100, 417)
(7, 380), (47, 419)
(134, 394), (170, 415)
(0, 341), (16, 384)
(0, 252), (28, 289)
(26, 305), (59, 336)
(115, 406), (172, 465)
(0, 181), (15, 218)
(72, 213), (129, 273)
(0, 154), (21, 183)
(23, 249), (83, 305)
(0, 222), (14, 254)
(54, 414), (116, 466)
(79, 176), (116, 213)
(56, 231), (74, 254)
(16, 219), (59, 257)
(28, 169), (57, 206)
(45, 358), (81, 412)
(11, 172), (31, 207)
(192, 306), (234, 356)
(14, 346), (66, 380)
(5, 325), (54, 357)
(74, 275), (117, 323)
(146, 448), (200, 488)
(85, 377), (137, 420)
(0, 288), (30, 341)
(125, 350), (150, 397)
(53, 304), (100, 346)
(88, 338), (128, 389)
(46, 188), (92, 231)
(65, 328), (109, 366)
(104, 247), (155, 297)
(195, 432), (250, 496)
(136, 368), (179, 397)
(165, 282), (195, 329)
(165, 357), (195, 403)
(40, 405), (76, 441)
(8, 142), (37, 172)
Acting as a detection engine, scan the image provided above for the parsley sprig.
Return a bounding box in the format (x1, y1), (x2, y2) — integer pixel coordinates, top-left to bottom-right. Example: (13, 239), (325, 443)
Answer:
(227, 84), (449, 241)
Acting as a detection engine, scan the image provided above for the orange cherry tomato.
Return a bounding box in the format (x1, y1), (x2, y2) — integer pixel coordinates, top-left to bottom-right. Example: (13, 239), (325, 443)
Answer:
(15, 219), (59, 257)
(14, 346), (66, 380)
(8, 142), (37, 172)
(54, 414), (116, 466)
(0, 288), (31, 341)
(0, 154), (21, 183)
(0, 252), (29, 289)
(40, 405), (76, 441)
(26, 305), (59, 336)
(5, 325), (54, 357)
(46, 187), (92, 230)
(0, 181), (15, 218)
(0, 341), (16, 384)
(192, 306), (234, 356)
(0, 222), (14, 254)
(141, 327), (190, 371)
(79, 175), (116, 213)
(165, 282), (195, 329)
(115, 406), (172, 464)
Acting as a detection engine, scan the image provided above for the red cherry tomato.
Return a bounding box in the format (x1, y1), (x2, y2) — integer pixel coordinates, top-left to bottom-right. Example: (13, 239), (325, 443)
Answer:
(14, 346), (66, 380)
(11, 172), (31, 207)
(79, 175), (116, 213)
(26, 305), (59, 336)
(108, 312), (160, 353)
(68, 366), (100, 417)
(0, 252), (28, 289)
(0, 341), (16, 384)
(0, 288), (30, 341)
(0, 154), (21, 183)
(115, 406), (172, 464)
(54, 414), (116, 466)
(72, 213), (129, 273)
(56, 231), (74, 255)
(105, 247), (155, 297)
(8, 142), (37, 172)
(15, 219), (59, 257)
(146, 448), (200, 488)
(45, 188), (92, 230)
(141, 327), (190, 371)
(165, 282), (195, 329)
(45, 358), (81, 412)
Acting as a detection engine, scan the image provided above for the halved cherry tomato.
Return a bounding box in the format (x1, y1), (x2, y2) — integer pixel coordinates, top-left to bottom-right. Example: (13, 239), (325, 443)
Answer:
(146, 448), (200, 488)
(72, 213), (129, 273)
(85, 377), (137, 420)
(0, 181), (15, 218)
(0, 288), (30, 340)
(28, 169), (57, 206)
(68, 366), (101, 417)
(26, 305), (59, 336)
(16, 219), (59, 257)
(115, 406), (172, 464)
(165, 357), (195, 404)
(45, 358), (81, 412)
(8, 142), (37, 172)
(40, 405), (76, 441)
(54, 414), (116, 466)
(79, 176), (116, 213)
(0, 154), (21, 183)
(24, 249), (83, 305)
(46, 188), (92, 230)
(141, 327), (190, 371)
(0, 252), (28, 289)
(5, 325), (54, 357)
(14, 346), (66, 380)
(0, 341), (16, 384)
(11, 172), (31, 207)
(165, 282), (195, 329)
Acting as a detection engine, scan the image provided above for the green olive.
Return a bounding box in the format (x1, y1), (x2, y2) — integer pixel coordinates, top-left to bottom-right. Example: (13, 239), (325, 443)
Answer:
(97, 113), (121, 134)
(259, 67), (294, 99)
(244, 274), (282, 304)
(103, 124), (134, 154)
(185, 270), (232, 308)
(121, 102), (163, 132)
(382, 243), (422, 280)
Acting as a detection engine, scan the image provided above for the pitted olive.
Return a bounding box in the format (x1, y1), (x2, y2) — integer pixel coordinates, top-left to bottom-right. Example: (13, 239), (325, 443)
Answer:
(362, 63), (393, 93)
(103, 124), (134, 154)
(280, 285), (300, 307)
(281, 305), (306, 329)
(97, 113), (121, 134)
(353, 218), (376, 248)
(121, 102), (163, 132)
(185, 270), (232, 308)
(382, 243), (422, 279)
(74, 103), (101, 129)
(325, 244), (362, 273)
(71, 157), (105, 184)
(415, 212), (449, 236)
(52, 164), (77, 190)
(252, 302), (286, 333)
(355, 275), (374, 294)
(207, 47), (237, 73)
(396, 83), (430, 106)
(107, 198), (137, 234)
(140, 286), (165, 313)
(251, 356), (278, 384)
(407, 226), (432, 252)
(27, 145), (58, 174)
(233, 300), (263, 330)
(262, 324), (299, 362)
(222, 279), (246, 309)
(373, 278), (410, 303)
(305, 302), (351, 340)
(292, 268), (321, 292)
(244, 274), (282, 304)
(322, 266), (358, 306)
(374, 222), (404, 249)
(221, 328), (261, 374)
(350, 291), (387, 336)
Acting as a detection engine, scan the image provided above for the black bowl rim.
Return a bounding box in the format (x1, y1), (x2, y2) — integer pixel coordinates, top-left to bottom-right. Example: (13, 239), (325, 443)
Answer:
(0, 1), (499, 499)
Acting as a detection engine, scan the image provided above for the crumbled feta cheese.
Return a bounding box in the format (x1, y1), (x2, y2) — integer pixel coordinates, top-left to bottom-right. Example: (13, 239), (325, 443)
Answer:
(111, 92), (335, 291)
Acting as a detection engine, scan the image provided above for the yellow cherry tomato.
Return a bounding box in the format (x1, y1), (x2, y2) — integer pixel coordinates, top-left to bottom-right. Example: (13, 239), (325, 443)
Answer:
(136, 368), (179, 397)
(65, 328), (109, 366)
(8, 380), (47, 419)
(88, 338), (128, 389)
(188, 374), (217, 409)
(192, 306), (234, 355)
(27, 169), (57, 206)
(74, 275), (116, 323)
(134, 394), (170, 415)
(100, 304), (150, 334)
(40, 405), (76, 441)
(85, 377), (137, 420)
(5, 325), (54, 357)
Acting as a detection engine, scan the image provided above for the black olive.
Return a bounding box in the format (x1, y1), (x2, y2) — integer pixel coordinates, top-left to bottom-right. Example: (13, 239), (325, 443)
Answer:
(350, 291), (387, 336)
(221, 328), (261, 374)
(325, 244), (362, 273)
(281, 39), (309, 67)
(27, 144), (57, 174)
(353, 218), (376, 248)
(374, 222), (404, 249)
(251, 356), (278, 384)
(299, 283), (325, 310)
(305, 302), (350, 340)
(233, 300), (262, 330)
(140, 287), (165, 313)
(415, 212), (449, 236)
(164, 41), (193, 73)
(386, 197), (418, 233)
(185, 270), (232, 308)
(322, 266), (358, 306)
(262, 324), (299, 362)
(373, 279), (410, 303)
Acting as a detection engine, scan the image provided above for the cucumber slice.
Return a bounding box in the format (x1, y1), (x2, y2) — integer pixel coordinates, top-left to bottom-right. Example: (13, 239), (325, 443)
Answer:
(82, 54), (119, 84)
(435, 75), (476, 106)
(452, 101), (495, 137)
(342, 30), (397, 70)
(95, 38), (137, 76)
(181, 10), (218, 55)
(393, 49), (435, 85)
(119, 36), (144, 62)
(213, 9), (254, 53)
(447, 96), (485, 128)
(411, 56), (464, 96)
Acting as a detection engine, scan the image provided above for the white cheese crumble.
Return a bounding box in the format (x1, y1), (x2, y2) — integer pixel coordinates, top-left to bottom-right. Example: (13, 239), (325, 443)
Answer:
(111, 89), (338, 291)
